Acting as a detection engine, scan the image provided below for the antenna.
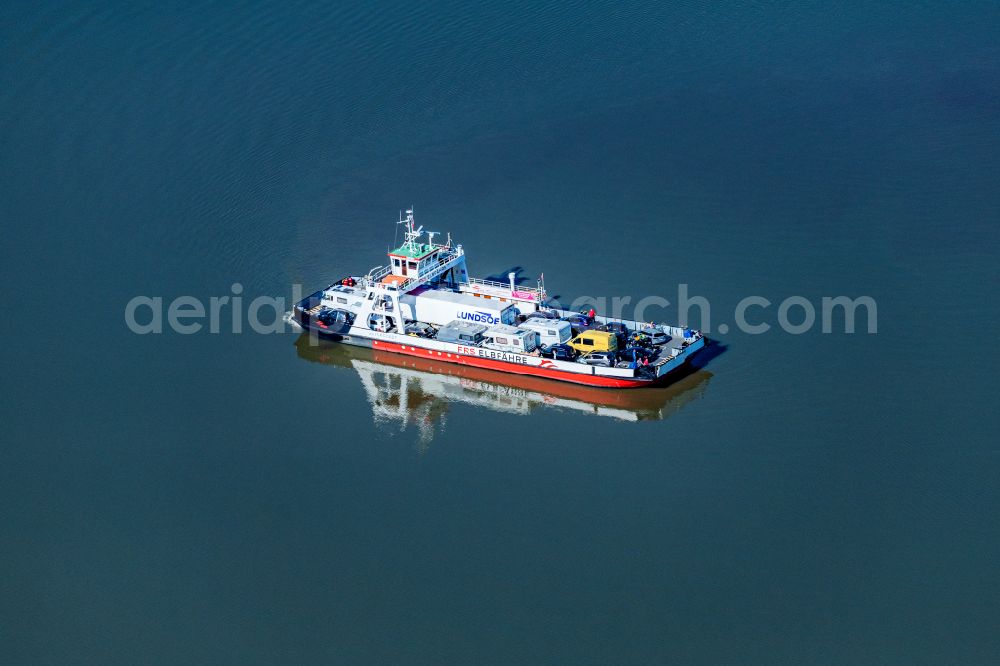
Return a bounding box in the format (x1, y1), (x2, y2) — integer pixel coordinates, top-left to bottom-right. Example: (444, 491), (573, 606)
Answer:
(398, 207), (423, 253)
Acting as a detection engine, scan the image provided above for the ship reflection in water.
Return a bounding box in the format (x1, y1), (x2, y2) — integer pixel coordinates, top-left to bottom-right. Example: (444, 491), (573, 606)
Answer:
(294, 334), (712, 445)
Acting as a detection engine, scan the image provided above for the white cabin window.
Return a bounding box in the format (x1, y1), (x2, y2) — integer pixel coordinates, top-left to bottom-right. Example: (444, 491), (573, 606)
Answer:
(495, 337), (508, 345)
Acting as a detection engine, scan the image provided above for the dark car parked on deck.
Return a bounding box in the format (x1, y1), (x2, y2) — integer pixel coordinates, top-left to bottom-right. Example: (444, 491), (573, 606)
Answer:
(404, 321), (436, 338)
(524, 309), (560, 320)
(599, 321), (630, 347)
(540, 343), (577, 361)
(317, 308), (354, 326)
(617, 346), (657, 363)
(561, 313), (599, 335)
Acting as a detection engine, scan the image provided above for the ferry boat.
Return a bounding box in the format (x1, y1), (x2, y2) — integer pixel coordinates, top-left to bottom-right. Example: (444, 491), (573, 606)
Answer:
(289, 209), (706, 389)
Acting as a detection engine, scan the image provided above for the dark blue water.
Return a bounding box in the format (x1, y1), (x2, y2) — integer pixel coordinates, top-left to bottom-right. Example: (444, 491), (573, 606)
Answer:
(2, 2), (998, 662)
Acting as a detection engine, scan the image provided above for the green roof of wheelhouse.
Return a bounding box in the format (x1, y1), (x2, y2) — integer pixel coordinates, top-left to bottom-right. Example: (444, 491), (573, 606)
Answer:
(389, 243), (437, 259)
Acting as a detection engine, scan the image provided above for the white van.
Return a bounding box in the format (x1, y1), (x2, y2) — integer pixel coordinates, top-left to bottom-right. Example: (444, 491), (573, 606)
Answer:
(517, 319), (572, 349)
(483, 324), (539, 354)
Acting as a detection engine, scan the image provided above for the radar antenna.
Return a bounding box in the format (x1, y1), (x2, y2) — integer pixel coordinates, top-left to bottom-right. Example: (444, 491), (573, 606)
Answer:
(398, 207), (424, 253)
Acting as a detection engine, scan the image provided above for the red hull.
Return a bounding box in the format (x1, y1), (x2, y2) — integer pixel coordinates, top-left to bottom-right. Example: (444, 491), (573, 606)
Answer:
(370, 340), (662, 388)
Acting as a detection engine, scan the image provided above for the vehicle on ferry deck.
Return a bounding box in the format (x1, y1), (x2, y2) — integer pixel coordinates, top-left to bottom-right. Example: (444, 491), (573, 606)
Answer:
(567, 330), (618, 355)
(601, 321), (630, 335)
(366, 313), (397, 333)
(618, 346), (657, 363)
(600, 321), (631, 347)
(523, 309), (560, 321)
(629, 331), (655, 348)
(640, 326), (670, 345)
(482, 325), (539, 354)
(518, 318), (572, 348)
(578, 351), (617, 367)
(404, 321), (436, 338)
(317, 308), (354, 327)
(399, 289), (517, 327)
(539, 343), (577, 361)
(434, 320), (487, 345)
(561, 313), (599, 335)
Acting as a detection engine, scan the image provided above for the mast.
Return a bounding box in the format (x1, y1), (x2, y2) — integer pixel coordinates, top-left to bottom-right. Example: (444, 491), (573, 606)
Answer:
(398, 208), (423, 254)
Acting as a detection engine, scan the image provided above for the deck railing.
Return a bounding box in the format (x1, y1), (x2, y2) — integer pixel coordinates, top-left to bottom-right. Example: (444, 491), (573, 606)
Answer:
(463, 277), (546, 300)
(355, 246), (548, 302)
(358, 247), (463, 291)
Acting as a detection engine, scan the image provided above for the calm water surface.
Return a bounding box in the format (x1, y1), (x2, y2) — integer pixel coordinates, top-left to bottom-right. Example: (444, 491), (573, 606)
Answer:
(1, 1), (998, 662)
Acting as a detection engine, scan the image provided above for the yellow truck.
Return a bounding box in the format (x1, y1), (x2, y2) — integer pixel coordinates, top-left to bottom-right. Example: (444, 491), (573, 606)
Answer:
(567, 330), (618, 354)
